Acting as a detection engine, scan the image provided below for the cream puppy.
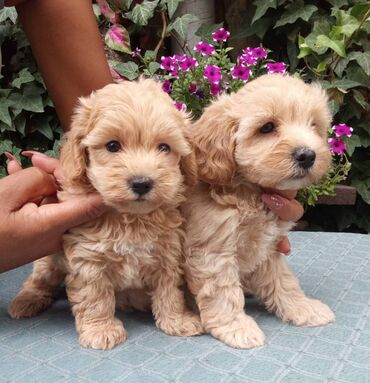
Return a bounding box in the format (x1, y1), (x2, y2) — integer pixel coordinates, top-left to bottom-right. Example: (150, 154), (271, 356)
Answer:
(9, 78), (202, 349)
(184, 74), (335, 349)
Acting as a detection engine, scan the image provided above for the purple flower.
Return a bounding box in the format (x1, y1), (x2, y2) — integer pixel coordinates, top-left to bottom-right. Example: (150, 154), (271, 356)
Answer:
(189, 83), (197, 94)
(194, 41), (215, 56)
(204, 64), (222, 84)
(179, 57), (198, 71)
(332, 123), (353, 138)
(210, 83), (221, 95)
(328, 137), (346, 154)
(160, 56), (174, 71)
(162, 80), (171, 94)
(172, 54), (187, 63)
(174, 101), (186, 112)
(212, 28), (230, 42)
(132, 47), (142, 58)
(239, 54), (257, 66)
(170, 68), (179, 78)
(266, 62), (287, 74)
(195, 90), (205, 99)
(252, 47), (267, 59)
(231, 65), (250, 82)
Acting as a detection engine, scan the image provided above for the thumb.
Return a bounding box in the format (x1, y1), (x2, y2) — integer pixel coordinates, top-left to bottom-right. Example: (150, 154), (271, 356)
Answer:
(38, 193), (108, 232)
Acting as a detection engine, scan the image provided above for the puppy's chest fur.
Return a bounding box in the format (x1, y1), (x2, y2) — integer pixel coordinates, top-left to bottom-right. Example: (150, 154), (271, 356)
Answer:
(64, 209), (183, 290)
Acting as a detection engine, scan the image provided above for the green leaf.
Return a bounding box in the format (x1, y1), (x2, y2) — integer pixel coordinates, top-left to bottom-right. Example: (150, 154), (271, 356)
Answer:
(114, 61), (139, 80)
(105, 24), (131, 54)
(14, 115), (26, 136)
(252, 0), (277, 24)
(297, 35), (312, 59)
(162, 0), (183, 19)
(144, 50), (156, 60)
(352, 179), (370, 204)
(0, 7), (18, 23)
(315, 59), (330, 73)
(334, 57), (350, 77)
(345, 134), (361, 156)
(327, 0), (348, 8)
(0, 100), (12, 127)
(148, 61), (161, 75)
(9, 85), (44, 113)
(348, 51), (370, 76)
(328, 78), (362, 90)
(347, 66), (370, 89)
(316, 34), (346, 57)
(0, 139), (14, 155)
(332, 10), (360, 38)
(11, 68), (35, 89)
(126, 0), (159, 26)
(328, 100), (340, 116)
(274, 1), (317, 28)
(352, 89), (369, 110)
(351, 3), (370, 20)
(167, 14), (198, 40)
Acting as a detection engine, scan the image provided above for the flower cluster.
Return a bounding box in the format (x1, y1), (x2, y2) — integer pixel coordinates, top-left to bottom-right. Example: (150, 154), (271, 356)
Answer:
(329, 124), (353, 154)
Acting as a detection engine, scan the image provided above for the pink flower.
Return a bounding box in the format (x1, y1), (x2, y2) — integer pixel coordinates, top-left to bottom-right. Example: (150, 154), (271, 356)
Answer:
(189, 83), (197, 94)
(162, 80), (171, 94)
(132, 47), (142, 58)
(328, 137), (346, 154)
(332, 123), (353, 138)
(266, 62), (287, 74)
(212, 28), (230, 42)
(172, 54), (186, 63)
(160, 56), (174, 71)
(210, 83), (221, 95)
(239, 54), (257, 66)
(204, 64), (222, 84)
(194, 41), (215, 56)
(174, 101), (186, 111)
(231, 65), (250, 82)
(170, 68), (179, 78)
(252, 47), (267, 59)
(179, 57), (198, 71)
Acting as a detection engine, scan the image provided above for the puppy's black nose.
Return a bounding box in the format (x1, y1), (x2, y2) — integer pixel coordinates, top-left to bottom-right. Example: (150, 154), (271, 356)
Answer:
(293, 147), (316, 169)
(130, 176), (153, 195)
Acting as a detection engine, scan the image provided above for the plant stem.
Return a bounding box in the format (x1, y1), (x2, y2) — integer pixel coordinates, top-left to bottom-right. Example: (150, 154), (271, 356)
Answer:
(154, 11), (168, 57)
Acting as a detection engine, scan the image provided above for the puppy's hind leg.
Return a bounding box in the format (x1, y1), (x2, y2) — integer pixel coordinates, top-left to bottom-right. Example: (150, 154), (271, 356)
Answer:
(248, 252), (335, 327)
(8, 254), (65, 319)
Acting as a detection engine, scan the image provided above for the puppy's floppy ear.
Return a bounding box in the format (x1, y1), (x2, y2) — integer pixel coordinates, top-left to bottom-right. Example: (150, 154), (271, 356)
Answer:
(180, 148), (198, 190)
(190, 96), (238, 185)
(60, 95), (95, 190)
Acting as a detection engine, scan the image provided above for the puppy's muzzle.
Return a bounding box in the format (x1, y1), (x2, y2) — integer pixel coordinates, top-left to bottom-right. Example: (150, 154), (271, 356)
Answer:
(129, 176), (153, 196)
(293, 147), (316, 170)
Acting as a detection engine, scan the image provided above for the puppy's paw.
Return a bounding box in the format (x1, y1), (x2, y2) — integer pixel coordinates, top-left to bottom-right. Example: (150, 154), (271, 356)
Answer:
(8, 290), (54, 319)
(157, 312), (204, 337)
(210, 313), (265, 349)
(281, 298), (335, 327)
(79, 319), (127, 350)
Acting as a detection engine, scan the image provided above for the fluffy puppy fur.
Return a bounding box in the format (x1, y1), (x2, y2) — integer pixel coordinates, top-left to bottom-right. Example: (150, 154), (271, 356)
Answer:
(8, 78), (202, 349)
(183, 74), (335, 349)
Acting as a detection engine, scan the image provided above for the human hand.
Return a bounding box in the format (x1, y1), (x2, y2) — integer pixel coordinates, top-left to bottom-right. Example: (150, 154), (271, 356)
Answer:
(262, 189), (304, 255)
(0, 152), (107, 272)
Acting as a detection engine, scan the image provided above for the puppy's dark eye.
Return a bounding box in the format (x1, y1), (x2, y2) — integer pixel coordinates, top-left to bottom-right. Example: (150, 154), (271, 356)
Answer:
(259, 122), (275, 134)
(158, 143), (171, 153)
(106, 140), (122, 152)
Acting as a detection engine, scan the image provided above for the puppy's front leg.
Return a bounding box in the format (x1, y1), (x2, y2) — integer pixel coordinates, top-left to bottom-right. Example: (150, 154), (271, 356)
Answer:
(187, 250), (265, 349)
(249, 252), (335, 326)
(151, 241), (203, 337)
(66, 257), (126, 350)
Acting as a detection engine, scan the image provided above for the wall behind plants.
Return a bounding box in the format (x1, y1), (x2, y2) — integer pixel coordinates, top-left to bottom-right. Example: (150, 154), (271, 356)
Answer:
(229, 0), (370, 233)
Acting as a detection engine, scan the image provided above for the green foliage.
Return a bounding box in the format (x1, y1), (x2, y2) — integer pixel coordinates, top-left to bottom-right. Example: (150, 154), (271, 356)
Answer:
(240, 0), (370, 232)
(0, 8), (61, 178)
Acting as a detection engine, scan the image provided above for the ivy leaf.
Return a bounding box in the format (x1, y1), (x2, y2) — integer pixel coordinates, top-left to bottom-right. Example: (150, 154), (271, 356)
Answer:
(327, 0), (348, 8)
(327, 78), (362, 90)
(120, 0), (133, 9)
(105, 25), (131, 54)
(126, 0), (159, 26)
(345, 134), (361, 156)
(274, 2), (317, 28)
(114, 61), (139, 80)
(332, 10), (360, 38)
(252, 0), (277, 24)
(347, 66), (370, 89)
(11, 68), (35, 89)
(353, 89), (369, 110)
(167, 14), (198, 40)
(0, 100), (12, 127)
(9, 85), (44, 113)
(316, 34), (346, 57)
(0, 7), (18, 23)
(161, 0), (183, 19)
(0, 139), (14, 155)
(352, 179), (370, 204)
(148, 61), (161, 75)
(348, 51), (370, 76)
(351, 3), (370, 20)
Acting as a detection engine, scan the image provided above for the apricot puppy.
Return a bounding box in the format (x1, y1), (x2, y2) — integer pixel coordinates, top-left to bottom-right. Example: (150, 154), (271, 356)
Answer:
(184, 74), (335, 349)
(9, 78), (202, 349)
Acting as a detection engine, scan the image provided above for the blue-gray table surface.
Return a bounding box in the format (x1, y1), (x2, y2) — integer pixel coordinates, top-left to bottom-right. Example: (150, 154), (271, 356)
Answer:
(0, 232), (369, 383)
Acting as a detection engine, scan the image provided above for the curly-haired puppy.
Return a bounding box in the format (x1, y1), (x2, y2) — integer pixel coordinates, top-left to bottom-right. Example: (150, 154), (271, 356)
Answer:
(9, 78), (202, 349)
(183, 74), (335, 349)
